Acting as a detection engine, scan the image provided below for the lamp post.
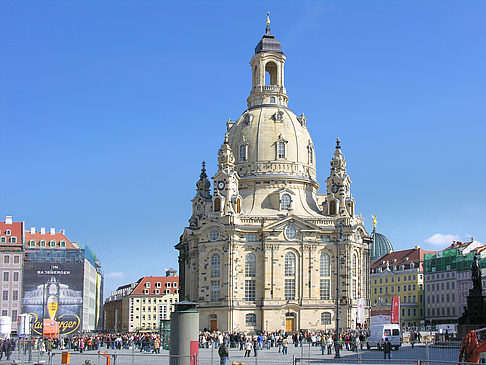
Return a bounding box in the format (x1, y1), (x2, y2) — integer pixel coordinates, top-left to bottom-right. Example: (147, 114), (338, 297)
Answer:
(334, 220), (343, 358)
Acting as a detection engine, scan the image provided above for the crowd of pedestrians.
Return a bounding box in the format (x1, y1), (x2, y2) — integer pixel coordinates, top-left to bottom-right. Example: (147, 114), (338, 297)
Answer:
(200, 328), (370, 358)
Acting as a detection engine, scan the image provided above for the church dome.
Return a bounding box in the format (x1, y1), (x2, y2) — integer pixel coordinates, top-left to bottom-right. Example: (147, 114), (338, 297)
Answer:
(228, 106), (316, 183)
(371, 231), (394, 262)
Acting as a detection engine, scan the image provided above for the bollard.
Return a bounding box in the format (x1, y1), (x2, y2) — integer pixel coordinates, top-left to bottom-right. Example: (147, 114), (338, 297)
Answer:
(61, 351), (70, 364)
(169, 301), (199, 365)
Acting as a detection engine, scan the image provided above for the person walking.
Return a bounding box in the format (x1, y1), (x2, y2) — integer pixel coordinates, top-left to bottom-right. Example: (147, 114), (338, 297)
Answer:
(383, 338), (392, 359)
(282, 336), (289, 355)
(218, 343), (229, 365)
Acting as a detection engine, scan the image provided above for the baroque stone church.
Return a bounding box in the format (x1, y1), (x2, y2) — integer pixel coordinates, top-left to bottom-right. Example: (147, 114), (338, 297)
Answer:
(176, 19), (370, 332)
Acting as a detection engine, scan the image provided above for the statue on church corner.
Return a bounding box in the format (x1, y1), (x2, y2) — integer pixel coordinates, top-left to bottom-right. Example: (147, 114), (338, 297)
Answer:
(472, 253), (483, 292)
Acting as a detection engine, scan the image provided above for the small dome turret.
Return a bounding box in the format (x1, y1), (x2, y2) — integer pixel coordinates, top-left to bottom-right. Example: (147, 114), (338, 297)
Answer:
(371, 231), (394, 262)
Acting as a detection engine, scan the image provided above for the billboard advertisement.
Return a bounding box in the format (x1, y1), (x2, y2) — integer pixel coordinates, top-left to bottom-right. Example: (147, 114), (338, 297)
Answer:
(22, 262), (83, 335)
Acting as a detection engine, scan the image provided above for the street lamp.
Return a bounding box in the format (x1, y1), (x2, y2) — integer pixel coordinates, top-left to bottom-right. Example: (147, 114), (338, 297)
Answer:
(334, 219), (343, 358)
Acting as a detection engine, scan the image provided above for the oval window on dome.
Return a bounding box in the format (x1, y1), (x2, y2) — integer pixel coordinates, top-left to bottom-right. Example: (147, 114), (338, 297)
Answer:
(209, 229), (220, 241)
(284, 225), (297, 240)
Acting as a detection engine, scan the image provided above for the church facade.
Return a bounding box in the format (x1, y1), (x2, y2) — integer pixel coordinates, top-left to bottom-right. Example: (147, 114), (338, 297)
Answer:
(176, 21), (370, 332)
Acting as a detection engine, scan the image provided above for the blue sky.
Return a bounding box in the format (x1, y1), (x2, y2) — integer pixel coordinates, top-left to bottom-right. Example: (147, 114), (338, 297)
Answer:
(1, 1), (485, 298)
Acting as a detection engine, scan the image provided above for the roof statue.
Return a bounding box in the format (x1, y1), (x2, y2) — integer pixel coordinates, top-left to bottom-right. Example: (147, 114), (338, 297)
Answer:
(266, 11), (270, 28)
(372, 215), (377, 231)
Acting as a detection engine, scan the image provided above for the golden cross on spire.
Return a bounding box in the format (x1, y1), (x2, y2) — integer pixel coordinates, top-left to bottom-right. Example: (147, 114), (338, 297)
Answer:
(266, 12), (271, 27)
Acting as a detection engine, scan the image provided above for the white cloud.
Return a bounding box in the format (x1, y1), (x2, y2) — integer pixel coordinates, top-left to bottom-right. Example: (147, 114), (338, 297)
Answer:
(105, 272), (126, 279)
(424, 233), (461, 245)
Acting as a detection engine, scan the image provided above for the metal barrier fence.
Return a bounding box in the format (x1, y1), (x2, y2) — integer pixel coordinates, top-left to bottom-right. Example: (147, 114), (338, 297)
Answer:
(294, 360), (482, 365)
(8, 340), (480, 365)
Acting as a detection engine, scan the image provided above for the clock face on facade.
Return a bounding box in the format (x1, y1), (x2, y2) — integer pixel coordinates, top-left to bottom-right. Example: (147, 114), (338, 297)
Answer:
(217, 181), (225, 190)
(332, 183), (339, 193)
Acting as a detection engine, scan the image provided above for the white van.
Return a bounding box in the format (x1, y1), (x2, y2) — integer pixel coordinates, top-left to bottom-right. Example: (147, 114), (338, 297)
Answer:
(366, 324), (402, 350)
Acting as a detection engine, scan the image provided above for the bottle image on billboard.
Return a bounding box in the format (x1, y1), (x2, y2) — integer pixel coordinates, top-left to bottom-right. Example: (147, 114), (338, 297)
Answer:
(46, 279), (59, 320)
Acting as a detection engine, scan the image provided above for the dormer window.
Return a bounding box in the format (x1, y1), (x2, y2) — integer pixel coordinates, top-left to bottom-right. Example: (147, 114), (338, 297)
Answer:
(30, 240), (36, 247)
(167, 282), (172, 288)
(0, 237), (5, 243)
(239, 144), (248, 162)
(60, 241), (66, 248)
(145, 282), (151, 288)
(277, 141), (286, 158)
(280, 193), (291, 210)
(173, 282), (177, 288)
(50, 240), (56, 247)
(5, 230), (11, 236)
(10, 237), (17, 243)
(40, 240), (46, 247)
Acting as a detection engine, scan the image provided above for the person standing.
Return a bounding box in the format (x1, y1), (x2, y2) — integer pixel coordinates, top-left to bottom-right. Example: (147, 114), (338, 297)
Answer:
(218, 343), (229, 365)
(383, 338), (392, 359)
(244, 340), (253, 357)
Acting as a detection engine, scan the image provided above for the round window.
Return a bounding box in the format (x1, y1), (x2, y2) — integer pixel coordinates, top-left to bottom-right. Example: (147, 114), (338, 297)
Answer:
(284, 225), (297, 240)
(209, 229), (220, 241)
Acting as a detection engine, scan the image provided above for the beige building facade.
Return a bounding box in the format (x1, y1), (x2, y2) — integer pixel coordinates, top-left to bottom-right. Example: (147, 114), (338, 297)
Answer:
(176, 22), (370, 332)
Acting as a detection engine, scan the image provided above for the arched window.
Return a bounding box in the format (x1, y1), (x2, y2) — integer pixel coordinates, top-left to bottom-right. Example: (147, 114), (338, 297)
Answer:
(320, 253), (331, 300)
(270, 96), (276, 103)
(245, 253), (256, 277)
(351, 253), (358, 299)
(321, 312), (331, 325)
(239, 145), (247, 162)
(245, 313), (256, 327)
(284, 252), (296, 300)
(285, 252), (296, 276)
(320, 253), (330, 277)
(214, 197), (221, 212)
(280, 193), (291, 210)
(277, 141), (286, 159)
(265, 62), (277, 85)
(329, 200), (336, 215)
(210, 253), (220, 278)
(245, 253), (256, 301)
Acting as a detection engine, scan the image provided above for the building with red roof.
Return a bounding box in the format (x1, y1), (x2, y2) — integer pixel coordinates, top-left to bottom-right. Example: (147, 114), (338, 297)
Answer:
(0, 216), (24, 330)
(370, 246), (436, 328)
(103, 269), (179, 332)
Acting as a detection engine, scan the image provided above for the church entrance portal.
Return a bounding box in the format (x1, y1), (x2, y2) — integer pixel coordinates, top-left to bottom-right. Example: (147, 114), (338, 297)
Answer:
(285, 313), (295, 332)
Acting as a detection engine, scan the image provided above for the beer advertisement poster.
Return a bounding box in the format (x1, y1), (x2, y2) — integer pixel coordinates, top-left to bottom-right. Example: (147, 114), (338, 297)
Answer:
(21, 262), (83, 335)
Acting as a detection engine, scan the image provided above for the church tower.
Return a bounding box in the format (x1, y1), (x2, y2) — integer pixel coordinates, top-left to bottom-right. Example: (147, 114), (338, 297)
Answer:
(176, 15), (370, 332)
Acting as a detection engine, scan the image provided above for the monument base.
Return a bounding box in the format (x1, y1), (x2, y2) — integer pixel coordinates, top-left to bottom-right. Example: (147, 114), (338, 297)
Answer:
(458, 289), (486, 338)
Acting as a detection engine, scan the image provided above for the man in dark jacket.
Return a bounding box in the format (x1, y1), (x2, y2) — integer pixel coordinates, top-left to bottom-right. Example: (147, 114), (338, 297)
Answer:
(383, 338), (392, 359)
(218, 343), (229, 365)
